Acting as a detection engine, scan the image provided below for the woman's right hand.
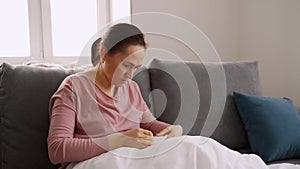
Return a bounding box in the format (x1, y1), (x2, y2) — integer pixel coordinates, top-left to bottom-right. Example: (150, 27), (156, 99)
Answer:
(108, 128), (153, 150)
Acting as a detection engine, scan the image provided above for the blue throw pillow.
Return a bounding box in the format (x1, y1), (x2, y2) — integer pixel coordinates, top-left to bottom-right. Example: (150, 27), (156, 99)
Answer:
(233, 91), (300, 162)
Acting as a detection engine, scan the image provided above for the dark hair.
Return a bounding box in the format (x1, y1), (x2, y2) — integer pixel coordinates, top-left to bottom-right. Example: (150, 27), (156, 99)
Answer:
(101, 23), (146, 55)
(91, 23), (146, 66)
(91, 37), (102, 66)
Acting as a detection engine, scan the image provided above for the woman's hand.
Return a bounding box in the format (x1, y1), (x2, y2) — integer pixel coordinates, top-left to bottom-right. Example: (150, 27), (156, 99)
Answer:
(108, 128), (153, 150)
(156, 125), (183, 138)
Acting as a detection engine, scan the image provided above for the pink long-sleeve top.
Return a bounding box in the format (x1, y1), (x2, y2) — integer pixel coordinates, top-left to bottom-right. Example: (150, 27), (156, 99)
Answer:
(47, 73), (170, 169)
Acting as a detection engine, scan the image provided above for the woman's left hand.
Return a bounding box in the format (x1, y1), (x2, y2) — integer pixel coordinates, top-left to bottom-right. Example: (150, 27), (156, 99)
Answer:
(156, 125), (183, 138)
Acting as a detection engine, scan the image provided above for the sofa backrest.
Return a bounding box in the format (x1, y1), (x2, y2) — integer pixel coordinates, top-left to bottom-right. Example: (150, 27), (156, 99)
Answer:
(0, 63), (73, 169)
(146, 59), (262, 151)
(0, 60), (262, 168)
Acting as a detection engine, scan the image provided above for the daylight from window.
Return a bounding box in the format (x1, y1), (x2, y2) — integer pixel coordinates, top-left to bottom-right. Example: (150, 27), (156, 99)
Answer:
(0, 0), (30, 56)
(51, 0), (97, 56)
(0, 0), (131, 64)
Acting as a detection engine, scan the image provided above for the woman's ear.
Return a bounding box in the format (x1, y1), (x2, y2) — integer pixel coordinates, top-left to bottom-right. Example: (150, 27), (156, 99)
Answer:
(100, 46), (108, 63)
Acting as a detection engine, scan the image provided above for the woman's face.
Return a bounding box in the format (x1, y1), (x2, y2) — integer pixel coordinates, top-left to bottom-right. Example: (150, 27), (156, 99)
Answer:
(104, 45), (145, 87)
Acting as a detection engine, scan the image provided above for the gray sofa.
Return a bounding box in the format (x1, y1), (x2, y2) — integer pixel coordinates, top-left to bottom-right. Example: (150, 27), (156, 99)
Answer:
(0, 59), (299, 169)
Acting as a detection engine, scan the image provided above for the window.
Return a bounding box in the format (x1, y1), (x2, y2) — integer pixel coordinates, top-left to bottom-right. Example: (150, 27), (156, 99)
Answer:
(50, 0), (98, 57)
(0, 0), (131, 65)
(111, 0), (131, 23)
(0, 0), (30, 57)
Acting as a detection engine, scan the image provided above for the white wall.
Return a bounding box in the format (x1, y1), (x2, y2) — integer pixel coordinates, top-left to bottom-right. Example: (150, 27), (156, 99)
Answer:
(239, 0), (300, 104)
(131, 0), (239, 61)
(132, 0), (300, 105)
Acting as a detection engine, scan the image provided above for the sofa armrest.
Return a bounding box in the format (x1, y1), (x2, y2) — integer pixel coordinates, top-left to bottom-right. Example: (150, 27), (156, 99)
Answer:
(0, 62), (72, 169)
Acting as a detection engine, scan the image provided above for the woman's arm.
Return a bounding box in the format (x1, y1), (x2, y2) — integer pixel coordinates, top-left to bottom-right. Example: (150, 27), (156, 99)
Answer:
(141, 120), (183, 138)
(131, 81), (182, 137)
(140, 120), (170, 135)
(47, 93), (107, 164)
(48, 87), (156, 164)
(48, 78), (158, 164)
(48, 96), (155, 164)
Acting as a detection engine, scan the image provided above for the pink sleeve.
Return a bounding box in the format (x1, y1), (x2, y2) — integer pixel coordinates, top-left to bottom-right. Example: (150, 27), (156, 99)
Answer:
(139, 97), (170, 134)
(141, 120), (170, 135)
(47, 79), (107, 164)
(131, 81), (170, 134)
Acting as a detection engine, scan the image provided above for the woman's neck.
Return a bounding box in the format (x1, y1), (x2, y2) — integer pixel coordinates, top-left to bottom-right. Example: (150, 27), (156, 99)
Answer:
(95, 64), (115, 96)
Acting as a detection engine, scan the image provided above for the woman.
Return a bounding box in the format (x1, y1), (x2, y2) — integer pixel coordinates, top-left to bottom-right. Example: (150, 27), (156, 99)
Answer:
(47, 23), (183, 169)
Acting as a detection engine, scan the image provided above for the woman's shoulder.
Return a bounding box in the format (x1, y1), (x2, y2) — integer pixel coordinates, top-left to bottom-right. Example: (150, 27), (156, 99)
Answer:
(63, 72), (89, 83)
(56, 73), (91, 91)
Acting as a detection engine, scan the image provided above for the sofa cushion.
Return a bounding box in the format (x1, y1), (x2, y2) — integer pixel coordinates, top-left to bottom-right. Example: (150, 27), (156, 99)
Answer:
(148, 59), (262, 150)
(0, 63), (72, 169)
(233, 91), (300, 162)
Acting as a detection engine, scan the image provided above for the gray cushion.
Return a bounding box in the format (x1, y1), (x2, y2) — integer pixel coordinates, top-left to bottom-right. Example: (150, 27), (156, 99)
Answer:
(148, 59), (262, 150)
(0, 63), (72, 169)
(212, 61), (262, 149)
